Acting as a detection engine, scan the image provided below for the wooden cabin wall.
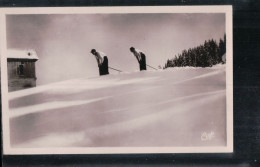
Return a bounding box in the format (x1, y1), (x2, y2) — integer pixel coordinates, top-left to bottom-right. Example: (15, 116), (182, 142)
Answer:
(8, 78), (36, 92)
(7, 60), (37, 92)
(23, 61), (36, 78)
(8, 61), (36, 79)
(8, 61), (19, 78)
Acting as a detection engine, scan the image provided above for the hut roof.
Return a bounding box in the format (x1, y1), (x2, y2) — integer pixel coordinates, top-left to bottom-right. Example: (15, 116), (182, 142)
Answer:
(7, 49), (39, 60)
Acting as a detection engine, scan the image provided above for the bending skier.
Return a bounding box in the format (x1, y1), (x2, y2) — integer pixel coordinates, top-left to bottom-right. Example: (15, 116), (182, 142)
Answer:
(91, 49), (109, 76)
(130, 47), (147, 71)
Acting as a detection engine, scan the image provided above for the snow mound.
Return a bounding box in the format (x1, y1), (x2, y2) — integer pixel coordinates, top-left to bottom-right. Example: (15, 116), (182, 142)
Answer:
(9, 65), (226, 147)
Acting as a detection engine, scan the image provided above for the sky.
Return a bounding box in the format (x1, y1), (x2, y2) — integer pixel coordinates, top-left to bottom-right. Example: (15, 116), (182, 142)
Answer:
(6, 13), (225, 85)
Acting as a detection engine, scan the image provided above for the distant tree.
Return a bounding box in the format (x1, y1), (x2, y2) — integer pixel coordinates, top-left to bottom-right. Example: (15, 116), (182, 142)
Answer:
(218, 34), (226, 63)
(209, 39), (219, 65)
(164, 34), (226, 69)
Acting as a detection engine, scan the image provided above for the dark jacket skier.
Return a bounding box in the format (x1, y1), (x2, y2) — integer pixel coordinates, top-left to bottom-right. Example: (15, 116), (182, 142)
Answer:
(130, 47), (147, 71)
(91, 49), (109, 76)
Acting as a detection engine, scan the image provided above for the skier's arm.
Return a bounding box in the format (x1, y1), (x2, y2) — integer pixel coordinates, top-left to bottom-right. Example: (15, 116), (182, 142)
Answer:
(133, 52), (141, 63)
(94, 56), (100, 67)
(96, 53), (103, 67)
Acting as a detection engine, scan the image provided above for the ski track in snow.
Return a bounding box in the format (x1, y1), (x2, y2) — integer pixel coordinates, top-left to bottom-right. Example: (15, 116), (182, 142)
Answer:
(9, 64), (227, 147)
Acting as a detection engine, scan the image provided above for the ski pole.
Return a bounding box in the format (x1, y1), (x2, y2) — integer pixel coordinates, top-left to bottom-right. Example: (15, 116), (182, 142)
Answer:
(109, 67), (123, 72)
(146, 64), (158, 70)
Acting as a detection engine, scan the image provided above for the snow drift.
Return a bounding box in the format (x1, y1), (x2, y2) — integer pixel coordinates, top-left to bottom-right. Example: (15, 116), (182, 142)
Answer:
(8, 64), (226, 147)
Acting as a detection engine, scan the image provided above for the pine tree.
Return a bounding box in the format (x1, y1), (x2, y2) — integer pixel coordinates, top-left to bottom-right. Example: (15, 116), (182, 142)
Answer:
(224, 33), (226, 53)
(218, 34), (226, 63)
(164, 35), (226, 69)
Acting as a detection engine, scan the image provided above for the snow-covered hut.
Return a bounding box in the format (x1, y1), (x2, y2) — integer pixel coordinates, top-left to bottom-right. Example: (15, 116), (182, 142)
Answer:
(7, 49), (39, 92)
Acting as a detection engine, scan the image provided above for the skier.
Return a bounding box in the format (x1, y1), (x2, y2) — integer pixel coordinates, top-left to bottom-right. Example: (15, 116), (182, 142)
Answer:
(91, 49), (109, 76)
(130, 47), (147, 71)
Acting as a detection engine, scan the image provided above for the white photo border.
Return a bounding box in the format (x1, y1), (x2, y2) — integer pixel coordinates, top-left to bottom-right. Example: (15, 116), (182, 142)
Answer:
(0, 6), (233, 154)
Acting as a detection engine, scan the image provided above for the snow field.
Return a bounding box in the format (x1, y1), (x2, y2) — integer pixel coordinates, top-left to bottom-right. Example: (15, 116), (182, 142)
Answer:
(9, 65), (226, 147)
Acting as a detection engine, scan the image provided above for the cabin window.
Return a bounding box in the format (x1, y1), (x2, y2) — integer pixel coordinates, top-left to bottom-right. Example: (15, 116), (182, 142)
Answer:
(18, 64), (24, 75)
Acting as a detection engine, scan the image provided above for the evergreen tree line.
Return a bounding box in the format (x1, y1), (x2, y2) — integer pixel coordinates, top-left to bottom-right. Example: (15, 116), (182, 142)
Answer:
(164, 34), (226, 69)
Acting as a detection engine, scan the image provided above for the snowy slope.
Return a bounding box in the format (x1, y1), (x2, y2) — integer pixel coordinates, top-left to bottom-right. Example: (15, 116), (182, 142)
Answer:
(9, 64), (226, 147)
